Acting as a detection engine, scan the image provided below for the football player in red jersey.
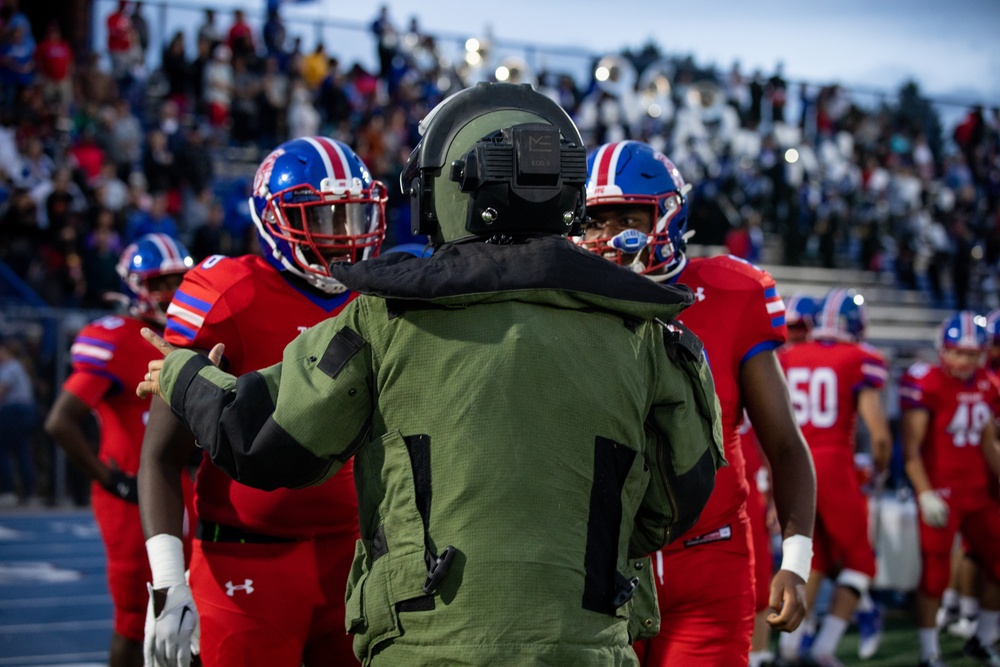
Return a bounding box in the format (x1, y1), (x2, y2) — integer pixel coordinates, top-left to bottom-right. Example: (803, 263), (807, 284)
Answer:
(45, 234), (195, 667)
(785, 293), (819, 346)
(777, 288), (893, 666)
(579, 140), (816, 667)
(901, 312), (1000, 667)
(138, 137), (386, 667)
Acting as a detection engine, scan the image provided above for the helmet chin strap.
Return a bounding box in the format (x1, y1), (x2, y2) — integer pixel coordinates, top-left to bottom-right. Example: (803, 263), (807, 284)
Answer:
(294, 246), (348, 294)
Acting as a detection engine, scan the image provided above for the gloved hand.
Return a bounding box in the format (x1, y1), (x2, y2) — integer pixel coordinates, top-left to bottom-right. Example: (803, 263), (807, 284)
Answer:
(918, 490), (949, 528)
(144, 582), (200, 667)
(103, 467), (138, 504)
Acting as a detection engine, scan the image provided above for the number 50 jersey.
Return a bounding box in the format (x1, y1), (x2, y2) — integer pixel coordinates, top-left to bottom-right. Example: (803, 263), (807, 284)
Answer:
(778, 340), (887, 463)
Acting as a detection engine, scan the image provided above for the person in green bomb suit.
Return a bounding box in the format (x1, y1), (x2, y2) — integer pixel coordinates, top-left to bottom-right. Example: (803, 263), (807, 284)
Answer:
(136, 82), (725, 667)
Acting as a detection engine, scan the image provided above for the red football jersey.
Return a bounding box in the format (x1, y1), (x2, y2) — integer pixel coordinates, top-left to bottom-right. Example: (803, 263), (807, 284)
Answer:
(900, 362), (1000, 498)
(778, 340), (887, 464)
(63, 315), (155, 474)
(163, 254), (359, 540)
(670, 255), (788, 538)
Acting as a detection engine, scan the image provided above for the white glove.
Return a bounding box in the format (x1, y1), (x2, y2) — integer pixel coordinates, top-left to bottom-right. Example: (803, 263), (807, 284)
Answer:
(144, 582), (200, 667)
(918, 490), (949, 528)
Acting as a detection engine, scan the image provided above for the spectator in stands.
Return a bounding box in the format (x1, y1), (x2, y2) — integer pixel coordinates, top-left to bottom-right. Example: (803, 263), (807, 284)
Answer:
(767, 63), (788, 125)
(81, 212), (124, 307)
(317, 57), (349, 130)
(126, 192), (177, 242)
(0, 336), (37, 508)
(262, 6), (287, 62)
(93, 161), (129, 214)
(156, 99), (182, 149)
(203, 44), (233, 130)
(174, 123), (214, 196)
(0, 187), (39, 279)
(130, 1), (150, 68)
(13, 137), (53, 191)
(161, 32), (189, 110)
(39, 166), (87, 233)
(257, 55), (288, 149)
(105, 99), (143, 181)
(230, 55), (260, 146)
(0, 0), (33, 46)
(35, 22), (73, 113)
(287, 79), (319, 139)
(141, 129), (177, 199)
(70, 124), (105, 182)
(197, 8), (221, 51)
(105, 0), (133, 86)
(227, 9), (256, 67)
(188, 197), (232, 262)
(301, 42), (328, 91)
(0, 22), (35, 113)
(188, 35), (212, 115)
(370, 4), (396, 80)
(76, 51), (115, 107)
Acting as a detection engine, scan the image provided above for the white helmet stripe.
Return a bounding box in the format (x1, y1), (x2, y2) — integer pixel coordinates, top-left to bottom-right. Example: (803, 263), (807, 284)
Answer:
(304, 136), (353, 182)
(820, 288), (847, 331)
(145, 233), (177, 270)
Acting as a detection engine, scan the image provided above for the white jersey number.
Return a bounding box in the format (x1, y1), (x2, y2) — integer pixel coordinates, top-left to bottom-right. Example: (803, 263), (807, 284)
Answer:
(945, 401), (992, 447)
(786, 367), (838, 428)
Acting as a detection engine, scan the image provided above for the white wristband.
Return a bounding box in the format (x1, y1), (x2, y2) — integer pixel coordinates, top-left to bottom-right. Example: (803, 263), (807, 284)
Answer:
(779, 534), (813, 582)
(145, 534), (186, 589)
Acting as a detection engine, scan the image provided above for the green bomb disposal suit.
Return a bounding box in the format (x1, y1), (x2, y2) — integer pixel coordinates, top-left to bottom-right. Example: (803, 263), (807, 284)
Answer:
(157, 235), (724, 666)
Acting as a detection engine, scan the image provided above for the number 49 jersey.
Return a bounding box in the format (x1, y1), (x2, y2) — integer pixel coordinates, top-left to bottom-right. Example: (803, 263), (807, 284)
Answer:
(778, 340), (887, 461)
(900, 362), (1000, 497)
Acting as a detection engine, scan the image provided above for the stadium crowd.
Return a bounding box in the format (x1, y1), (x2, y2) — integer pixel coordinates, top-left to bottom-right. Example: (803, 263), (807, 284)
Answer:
(0, 2), (997, 313)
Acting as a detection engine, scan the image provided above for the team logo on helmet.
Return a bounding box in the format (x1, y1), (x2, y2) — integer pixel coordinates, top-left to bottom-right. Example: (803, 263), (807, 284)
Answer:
(254, 148), (285, 198)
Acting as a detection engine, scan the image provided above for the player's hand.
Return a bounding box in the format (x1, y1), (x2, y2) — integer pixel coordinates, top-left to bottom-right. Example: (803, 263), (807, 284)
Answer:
(144, 582), (199, 667)
(918, 490), (949, 528)
(766, 569), (807, 632)
(137, 328), (224, 400)
(101, 460), (138, 504)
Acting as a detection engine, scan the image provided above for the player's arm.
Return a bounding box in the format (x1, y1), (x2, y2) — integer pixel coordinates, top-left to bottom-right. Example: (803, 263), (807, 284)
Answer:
(901, 407), (951, 529)
(139, 395), (196, 542)
(45, 384), (137, 502)
(741, 349), (815, 632)
(857, 387), (893, 475)
(980, 418), (1000, 478)
(743, 350), (815, 540)
(901, 408), (932, 495)
(140, 317), (368, 490)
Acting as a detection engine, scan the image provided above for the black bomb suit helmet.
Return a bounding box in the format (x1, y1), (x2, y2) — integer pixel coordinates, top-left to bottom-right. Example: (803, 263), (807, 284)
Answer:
(402, 82), (589, 244)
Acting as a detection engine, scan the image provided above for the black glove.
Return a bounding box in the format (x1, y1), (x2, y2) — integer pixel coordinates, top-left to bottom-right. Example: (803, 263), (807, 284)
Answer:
(104, 468), (139, 503)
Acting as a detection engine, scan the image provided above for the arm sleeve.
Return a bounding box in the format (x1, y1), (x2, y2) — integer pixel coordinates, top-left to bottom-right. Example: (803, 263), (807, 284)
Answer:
(737, 269), (788, 368)
(159, 304), (373, 491)
(630, 321), (725, 556)
(858, 344), (888, 391)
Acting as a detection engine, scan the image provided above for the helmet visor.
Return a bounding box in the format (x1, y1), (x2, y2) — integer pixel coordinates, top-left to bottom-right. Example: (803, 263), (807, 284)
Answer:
(268, 181), (387, 272)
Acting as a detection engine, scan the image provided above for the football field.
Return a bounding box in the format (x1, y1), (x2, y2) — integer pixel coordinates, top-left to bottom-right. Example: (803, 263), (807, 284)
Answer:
(0, 508), (991, 666)
(823, 610), (984, 666)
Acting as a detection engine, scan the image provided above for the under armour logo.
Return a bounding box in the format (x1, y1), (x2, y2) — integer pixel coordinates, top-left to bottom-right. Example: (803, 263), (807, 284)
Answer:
(225, 579), (255, 596)
(694, 287), (706, 302)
